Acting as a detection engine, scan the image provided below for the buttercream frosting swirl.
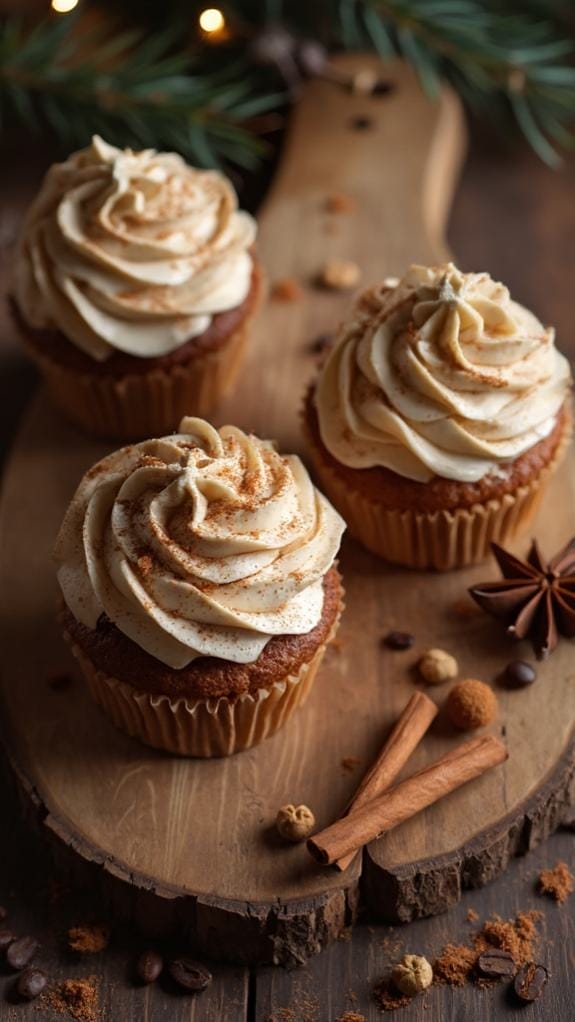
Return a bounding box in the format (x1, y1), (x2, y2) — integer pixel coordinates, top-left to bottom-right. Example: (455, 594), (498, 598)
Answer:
(315, 263), (571, 483)
(55, 418), (345, 669)
(14, 136), (256, 361)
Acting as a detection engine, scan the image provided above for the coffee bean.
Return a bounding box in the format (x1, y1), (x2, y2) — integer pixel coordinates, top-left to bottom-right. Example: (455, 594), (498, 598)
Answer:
(0, 929), (15, 951)
(383, 630), (414, 651)
(514, 962), (548, 1003)
(16, 967), (47, 1001)
(476, 948), (516, 978)
(309, 334), (334, 357)
(505, 661), (536, 688)
(349, 116), (374, 131)
(168, 957), (212, 992)
(136, 950), (164, 984)
(7, 936), (39, 971)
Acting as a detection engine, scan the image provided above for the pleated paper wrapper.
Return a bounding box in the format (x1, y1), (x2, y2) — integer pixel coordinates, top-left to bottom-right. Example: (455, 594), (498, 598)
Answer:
(305, 417), (571, 572)
(63, 609), (341, 758)
(21, 314), (253, 442)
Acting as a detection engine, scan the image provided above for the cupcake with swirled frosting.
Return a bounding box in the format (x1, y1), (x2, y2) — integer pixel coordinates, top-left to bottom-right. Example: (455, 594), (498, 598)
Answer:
(12, 136), (263, 439)
(55, 416), (345, 756)
(305, 263), (572, 570)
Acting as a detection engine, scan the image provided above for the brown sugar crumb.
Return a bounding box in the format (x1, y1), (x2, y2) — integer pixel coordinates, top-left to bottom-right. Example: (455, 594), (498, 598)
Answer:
(434, 911), (541, 988)
(372, 979), (411, 1011)
(42, 978), (99, 1022)
(466, 908), (479, 922)
(67, 924), (110, 954)
(325, 192), (357, 215)
(271, 278), (302, 302)
(538, 861), (574, 903)
(341, 756), (361, 773)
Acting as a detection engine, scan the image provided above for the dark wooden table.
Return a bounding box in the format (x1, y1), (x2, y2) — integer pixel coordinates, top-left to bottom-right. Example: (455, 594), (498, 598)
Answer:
(0, 127), (574, 1021)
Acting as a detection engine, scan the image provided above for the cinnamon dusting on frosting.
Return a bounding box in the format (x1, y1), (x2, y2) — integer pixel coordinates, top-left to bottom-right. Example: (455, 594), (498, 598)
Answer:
(55, 417), (345, 668)
(315, 263), (571, 483)
(13, 136), (256, 362)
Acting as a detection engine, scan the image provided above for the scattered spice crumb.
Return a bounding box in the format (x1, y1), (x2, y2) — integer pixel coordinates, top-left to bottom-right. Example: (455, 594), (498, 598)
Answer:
(336, 1012), (365, 1022)
(433, 944), (476, 986)
(338, 927), (353, 942)
(41, 978), (99, 1022)
(67, 924), (110, 954)
(450, 597), (481, 619)
(434, 911), (542, 988)
(466, 908), (479, 922)
(325, 192), (357, 214)
(341, 756), (361, 773)
(271, 278), (302, 302)
(538, 861), (574, 903)
(372, 979), (411, 1011)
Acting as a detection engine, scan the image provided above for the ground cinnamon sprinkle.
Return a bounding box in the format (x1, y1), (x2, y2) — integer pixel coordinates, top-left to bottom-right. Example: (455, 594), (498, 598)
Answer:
(434, 910), (541, 987)
(271, 278), (302, 302)
(466, 908), (479, 922)
(372, 980), (411, 1011)
(41, 978), (99, 1022)
(67, 923), (110, 954)
(538, 861), (574, 903)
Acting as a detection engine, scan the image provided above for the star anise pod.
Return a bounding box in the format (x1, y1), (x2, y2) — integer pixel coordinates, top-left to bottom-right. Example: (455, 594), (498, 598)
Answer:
(469, 538), (575, 660)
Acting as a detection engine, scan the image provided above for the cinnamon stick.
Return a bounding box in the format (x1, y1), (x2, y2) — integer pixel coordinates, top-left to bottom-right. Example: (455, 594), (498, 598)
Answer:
(308, 735), (508, 867)
(337, 692), (438, 870)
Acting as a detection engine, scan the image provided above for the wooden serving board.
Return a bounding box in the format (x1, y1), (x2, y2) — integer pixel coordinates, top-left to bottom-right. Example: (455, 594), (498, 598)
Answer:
(1, 57), (575, 967)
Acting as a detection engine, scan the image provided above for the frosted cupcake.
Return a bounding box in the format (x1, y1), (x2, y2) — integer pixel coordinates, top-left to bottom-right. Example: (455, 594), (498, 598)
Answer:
(305, 263), (572, 570)
(12, 136), (262, 439)
(55, 417), (345, 756)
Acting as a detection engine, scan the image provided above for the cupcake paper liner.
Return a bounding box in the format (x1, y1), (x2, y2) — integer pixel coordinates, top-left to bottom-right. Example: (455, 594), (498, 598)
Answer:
(62, 603), (341, 757)
(21, 314), (253, 441)
(305, 414), (571, 572)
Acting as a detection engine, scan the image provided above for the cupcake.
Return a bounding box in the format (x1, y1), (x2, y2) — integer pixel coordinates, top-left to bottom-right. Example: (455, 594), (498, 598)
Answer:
(54, 417), (345, 756)
(12, 136), (262, 439)
(305, 263), (572, 570)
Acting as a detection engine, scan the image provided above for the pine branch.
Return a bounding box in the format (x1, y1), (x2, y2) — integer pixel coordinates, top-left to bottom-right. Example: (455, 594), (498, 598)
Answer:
(348, 0), (575, 166)
(0, 16), (283, 169)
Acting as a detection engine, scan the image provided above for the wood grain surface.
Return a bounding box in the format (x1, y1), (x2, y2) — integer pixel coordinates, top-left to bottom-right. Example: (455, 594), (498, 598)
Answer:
(1, 56), (574, 969)
(0, 54), (575, 1019)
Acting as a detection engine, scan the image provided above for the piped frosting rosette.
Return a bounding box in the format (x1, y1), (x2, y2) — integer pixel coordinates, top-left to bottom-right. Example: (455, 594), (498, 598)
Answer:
(14, 136), (256, 361)
(55, 417), (345, 669)
(316, 263), (571, 484)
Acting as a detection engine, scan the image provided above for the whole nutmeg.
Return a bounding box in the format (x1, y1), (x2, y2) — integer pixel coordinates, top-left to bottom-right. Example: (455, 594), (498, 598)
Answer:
(447, 679), (498, 730)
(418, 648), (458, 685)
(276, 804), (316, 842)
(392, 954), (433, 996)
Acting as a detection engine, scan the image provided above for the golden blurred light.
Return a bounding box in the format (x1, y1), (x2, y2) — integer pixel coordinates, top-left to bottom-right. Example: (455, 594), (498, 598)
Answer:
(51, 0), (79, 12)
(199, 7), (225, 34)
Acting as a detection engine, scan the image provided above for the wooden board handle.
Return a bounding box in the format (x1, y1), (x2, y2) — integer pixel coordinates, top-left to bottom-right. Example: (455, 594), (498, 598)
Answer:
(221, 55), (467, 450)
